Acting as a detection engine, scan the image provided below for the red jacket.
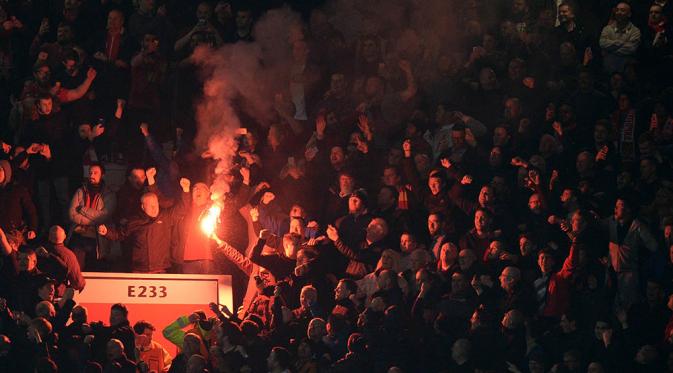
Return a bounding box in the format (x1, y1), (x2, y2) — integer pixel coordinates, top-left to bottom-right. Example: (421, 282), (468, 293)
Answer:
(542, 239), (579, 318)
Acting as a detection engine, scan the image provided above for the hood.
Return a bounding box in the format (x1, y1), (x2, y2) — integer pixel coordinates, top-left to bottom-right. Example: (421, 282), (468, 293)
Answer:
(0, 160), (12, 187)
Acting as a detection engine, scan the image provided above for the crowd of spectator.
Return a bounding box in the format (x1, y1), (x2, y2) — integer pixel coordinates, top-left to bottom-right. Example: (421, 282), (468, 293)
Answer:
(2, 0), (673, 372)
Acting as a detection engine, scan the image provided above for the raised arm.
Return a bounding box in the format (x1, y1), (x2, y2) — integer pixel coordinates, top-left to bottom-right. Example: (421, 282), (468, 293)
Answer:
(558, 237), (580, 279)
(210, 234), (253, 275)
(59, 68), (97, 103)
(0, 228), (12, 256)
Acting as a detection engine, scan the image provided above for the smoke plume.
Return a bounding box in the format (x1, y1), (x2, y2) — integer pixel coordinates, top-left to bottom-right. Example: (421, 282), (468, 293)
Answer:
(193, 1), (461, 195)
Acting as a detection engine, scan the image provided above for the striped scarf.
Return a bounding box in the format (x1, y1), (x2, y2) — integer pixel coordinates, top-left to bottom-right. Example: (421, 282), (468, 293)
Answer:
(620, 109), (636, 163)
(398, 185), (410, 210)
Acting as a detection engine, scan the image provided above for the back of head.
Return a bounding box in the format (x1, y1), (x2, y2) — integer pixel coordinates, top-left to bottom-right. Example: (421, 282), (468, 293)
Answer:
(271, 346), (291, 369)
(347, 332), (367, 354)
(31, 317), (53, 340)
(186, 354), (208, 373)
(49, 225), (66, 245)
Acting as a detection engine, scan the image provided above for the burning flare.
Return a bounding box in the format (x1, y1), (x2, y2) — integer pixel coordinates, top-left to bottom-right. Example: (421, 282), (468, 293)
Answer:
(200, 204), (222, 237)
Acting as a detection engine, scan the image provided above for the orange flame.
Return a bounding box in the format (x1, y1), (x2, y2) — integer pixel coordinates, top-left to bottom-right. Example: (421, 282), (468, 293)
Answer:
(200, 204), (222, 237)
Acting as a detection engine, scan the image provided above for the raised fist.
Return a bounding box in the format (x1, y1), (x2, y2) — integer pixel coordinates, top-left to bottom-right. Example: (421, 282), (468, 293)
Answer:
(179, 177), (191, 192)
(208, 302), (220, 314)
(98, 225), (108, 236)
(249, 207), (259, 222)
(145, 167), (157, 179)
(188, 312), (202, 324)
(261, 192), (275, 205)
(259, 229), (272, 240)
(86, 67), (97, 80)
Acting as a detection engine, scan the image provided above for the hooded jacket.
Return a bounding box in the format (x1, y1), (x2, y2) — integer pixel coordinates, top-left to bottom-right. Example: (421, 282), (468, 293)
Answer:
(162, 314), (216, 359)
(0, 160), (38, 232)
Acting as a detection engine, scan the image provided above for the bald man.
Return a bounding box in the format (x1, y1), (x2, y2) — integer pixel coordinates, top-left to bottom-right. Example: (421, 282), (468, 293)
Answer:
(38, 225), (85, 293)
(500, 266), (536, 316)
(98, 170), (191, 273)
(106, 338), (137, 372)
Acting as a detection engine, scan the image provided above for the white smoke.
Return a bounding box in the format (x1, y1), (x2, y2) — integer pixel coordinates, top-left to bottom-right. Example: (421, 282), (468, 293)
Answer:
(193, 1), (461, 195)
(192, 6), (302, 198)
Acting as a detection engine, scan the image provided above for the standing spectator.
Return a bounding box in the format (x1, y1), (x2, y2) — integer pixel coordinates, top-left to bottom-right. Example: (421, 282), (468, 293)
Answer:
(178, 182), (215, 274)
(599, 2), (641, 73)
(128, 33), (168, 136)
(0, 159), (37, 237)
(604, 198), (658, 309)
(114, 166), (146, 225)
(128, 0), (174, 56)
(38, 225), (85, 294)
(68, 162), (116, 270)
(534, 239), (579, 319)
(20, 94), (72, 233)
(97, 170), (188, 273)
(89, 303), (136, 365)
(91, 9), (135, 118)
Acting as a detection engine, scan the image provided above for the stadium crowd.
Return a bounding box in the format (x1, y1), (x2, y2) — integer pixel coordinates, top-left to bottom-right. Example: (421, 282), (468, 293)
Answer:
(2, 0), (673, 372)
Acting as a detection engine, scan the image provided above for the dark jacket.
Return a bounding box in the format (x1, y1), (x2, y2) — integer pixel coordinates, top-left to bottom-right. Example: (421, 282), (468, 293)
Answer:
(92, 320), (136, 365)
(250, 237), (295, 281)
(332, 239), (383, 279)
(328, 351), (371, 373)
(0, 160), (38, 232)
(105, 186), (187, 272)
(43, 243), (86, 292)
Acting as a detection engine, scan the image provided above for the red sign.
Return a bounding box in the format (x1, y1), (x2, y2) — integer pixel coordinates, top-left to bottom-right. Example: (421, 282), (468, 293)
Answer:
(76, 272), (233, 354)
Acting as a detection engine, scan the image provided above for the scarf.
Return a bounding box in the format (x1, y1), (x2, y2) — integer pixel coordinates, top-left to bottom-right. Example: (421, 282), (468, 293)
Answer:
(620, 109), (636, 162)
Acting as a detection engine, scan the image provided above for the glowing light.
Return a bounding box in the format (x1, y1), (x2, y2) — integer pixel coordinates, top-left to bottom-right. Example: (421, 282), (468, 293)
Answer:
(200, 204), (222, 237)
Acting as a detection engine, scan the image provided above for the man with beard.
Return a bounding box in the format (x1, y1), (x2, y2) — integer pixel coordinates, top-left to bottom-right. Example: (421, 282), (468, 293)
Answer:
(29, 22), (81, 70)
(115, 166), (146, 226)
(68, 162), (115, 270)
